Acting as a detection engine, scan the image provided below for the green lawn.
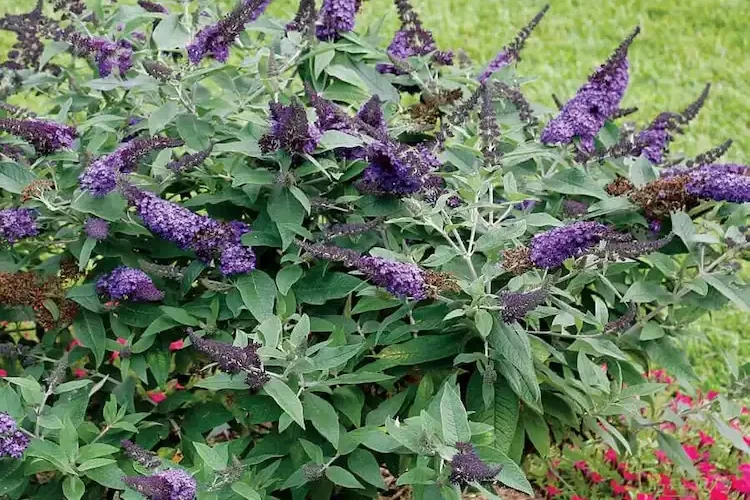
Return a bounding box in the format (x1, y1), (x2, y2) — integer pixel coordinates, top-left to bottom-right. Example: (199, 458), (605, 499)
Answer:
(1, 0), (748, 388)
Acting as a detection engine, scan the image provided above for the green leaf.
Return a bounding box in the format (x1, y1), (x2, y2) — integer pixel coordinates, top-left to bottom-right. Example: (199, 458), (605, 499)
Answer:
(362, 333), (464, 372)
(702, 274), (750, 312)
(347, 449), (385, 489)
(475, 310), (493, 338)
(303, 393), (340, 448)
(0, 163), (36, 194)
(27, 439), (77, 475)
(325, 466), (364, 489)
(440, 385), (471, 445)
(522, 408), (550, 457)
(294, 270), (364, 305)
(194, 373), (250, 391)
(318, 130), (364, 151)
(83, 462), (126, 490)
(543, 168), (608, 200)
(671, 211), (696, 251)
(290, 314), (310, 348)
(622, 281), (672, 303)
(276, 266), (303, 296)
(231, 483), (262, 500)
(71, 191), (127, 222)
(149, 101), (180, 135)
(656, 431), (698, 477)
(152, 14), (191, 50)
(481, 376), (519, 454)
(644, 337), (697, 382)
(3, 377), (43, 405)
(258, 316), (282, 349)
(0, 385), (23, 418)
(63, 476), (85, 500)
(640, 322), (665, 340)
(73, 310), (106, 367)
(310, 344), (363, 372)
(77, 444), (119, 462)
(159, 306), (198, 326)
(176, 115), (214, 150)
(193, 442), (227, 471)
(235, 271), (276, 321)
(263, 378), (304, 429)
(395, 466), (436, 486)
(78, 458), (117, 471)
(476, 446), (533, 495)
(78, 237), (97, 272)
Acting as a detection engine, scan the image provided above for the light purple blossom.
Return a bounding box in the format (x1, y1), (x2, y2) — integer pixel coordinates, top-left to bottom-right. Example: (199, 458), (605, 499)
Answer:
(0, 412), (29, 459)
(68, 33), (133, 76)
(84, 217), (109, 240)
(0, 117), (76, 154)
(685, 168), (750, 203)
(0, 208), (38, 244)
(530, 221), (609, 268)
(356, 255), (428, 300)
(316, 0), (358, 41)
(96, 266), (164, 302)
(123, 468), (196, 500)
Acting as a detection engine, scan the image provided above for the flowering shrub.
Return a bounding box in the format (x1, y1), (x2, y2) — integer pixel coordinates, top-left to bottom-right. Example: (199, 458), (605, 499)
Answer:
(0, 0), (749, 499)
(526, 370), (750, 499)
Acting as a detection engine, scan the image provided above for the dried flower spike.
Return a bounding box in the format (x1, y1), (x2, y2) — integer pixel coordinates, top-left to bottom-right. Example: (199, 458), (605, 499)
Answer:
(0, 117), (76, 155)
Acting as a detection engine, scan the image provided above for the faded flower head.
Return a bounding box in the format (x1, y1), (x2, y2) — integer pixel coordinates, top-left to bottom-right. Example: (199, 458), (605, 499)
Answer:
(630, 175), (696, 218)
(596, 235), (672, 260)
(259, 100), (321, 155)
(449, 442), (501, 485)
(187, 0), (272, 64)
(84, 217), (110, 240)
(355, 255), (428, 300)
(121, 439), (161, 469)
(0, 117), (77, 155)
(316, 0), (359, 41)
(0, 412), (29, 459)
(500, 286), (548, 323)
(502, 246), (533, 275)
(541, 27), (639, 153)
(287, 0), (317, 35)
(96, 266), (164, 303)
(604, 303), (637, 334)
(123, 468), (197, 500)
(0, 208), (38, 244)
(530, 221), (609, 269)
(137, 0), (168, 14)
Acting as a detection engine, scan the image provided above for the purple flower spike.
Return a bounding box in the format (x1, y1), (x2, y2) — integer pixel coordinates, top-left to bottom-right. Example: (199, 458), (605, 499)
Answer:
(0, 412), (30, 459)
(356, 142), (440, 197)
(68, 33), (133, 76)
(304, 83), (353, 132)
(123, 468), (197, 500)
(449, 442), (501, 485)
(188, 330), (269, 389)
(0, 208), (38, 244)
(541, 27), (639, 153)
(501, 287), (549, 323)
(96, 266), (164, 303)
(137, 0), (168, 14)
(530, 221), (609, 269)
(478, 4), (549, 83)
(0, 117), (77, 155)
(121, 439), (161, 469)
(685, 169), (750, 203)
(84, 217), (110, 240)
(355, 255), (428, 300)
(187, 0), (272, 64)
(316, 0), (359, 41)
(79, 136), (183, 196)
(122, 186), (256, 276)
(259, 101), (321, 155)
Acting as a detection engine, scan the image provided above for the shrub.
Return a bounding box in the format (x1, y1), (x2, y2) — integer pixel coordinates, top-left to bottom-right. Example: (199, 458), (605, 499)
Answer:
(0, 0), (748, 499)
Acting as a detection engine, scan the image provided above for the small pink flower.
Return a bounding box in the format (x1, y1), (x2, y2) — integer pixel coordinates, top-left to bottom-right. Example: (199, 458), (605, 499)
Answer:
(605, 448), (618, 464)
(67, 338), (81, 351)
(706, 390), (719, 401)
(698, 430), (715, 448)
(0, 368), (7, 377)
(636, 494), (655, 500)
(148, 391), (167, 404)
(654, 449), (669, 463)
(682, 478), (698, 492)
(574, 460), (588, 472)
(610, 479), (628, 495)
(731, 474), (750, 494)
(169, 339), (184, 351)
(709, 482), (729, 500)
(698, 461), (716, 475)
(659, 473), (672, 487)
(173, 381), (185, 390)
(572, 496), (587, 500)
(622, 470), (638, 482)
(73, 368), (87, 379)
(116, 337), (127, 345)
(588, 471), (604, 484)
(544, 485), (562, 497)
(683, 444), (700, 462)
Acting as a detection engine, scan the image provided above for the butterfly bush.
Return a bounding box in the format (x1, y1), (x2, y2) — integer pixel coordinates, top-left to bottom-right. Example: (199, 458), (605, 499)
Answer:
(0, 1), (748, 499)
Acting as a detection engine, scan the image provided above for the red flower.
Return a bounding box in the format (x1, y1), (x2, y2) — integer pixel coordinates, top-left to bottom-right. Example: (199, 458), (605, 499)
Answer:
(709, 482), (729, 500)
(588, 471), (604, 484)
(116, 337), (127, 345)
(148, 391), (167, 404)
(698, 430), (715, 448)
(731, 474), (750, 494)
(682, 479), (698, 492)
(544, 485), (562, 497)
(683, 444), (700, 462)
(73, 368), (87, 379)
(636, 494), (655, 500)
(571, 496), (586, 500)
(658, 473), (672, 488)
(0, 368), (7, 377)
(67, 338), (81, 351)
(605, 448), (618, 464)
(169, 339), (184, 351)
(610, 480), (628, 495)
(574, 460), (588, 472)
(654, 449), (669, 463)
(622, 470), (638, 482)
(698, 461), (716, 475)
(705, 390), (719, 401)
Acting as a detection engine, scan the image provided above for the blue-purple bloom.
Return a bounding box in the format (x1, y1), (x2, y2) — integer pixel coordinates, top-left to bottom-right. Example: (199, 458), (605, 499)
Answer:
(356, 142), (440, 196)
(137, 0), (168, 14)
(501, 287), (549, 323)
(685, 168), (750, 203)
(477, 4), (549, 83)
(356, 255), (428, 300)
(123, 468), (196, 500)
(259, 101), (321, 155)
(96, 266), (164, 302)
(79, 136), (183, 196)
(68, 33), (133, 76)
(84, 217), (110, 240)
(316, 0), (359, 41)
(0, 117), (77, 155)
(123, 186), (256, 276)
(305, 83), (352, 133)
(187, 0), (272, 64)
(0, 412), (30, 459)
(449, 442), (501, 485)
(0, 208), (38, 244)
(541, 27), (639, 153)
(530, 221), (609, 269)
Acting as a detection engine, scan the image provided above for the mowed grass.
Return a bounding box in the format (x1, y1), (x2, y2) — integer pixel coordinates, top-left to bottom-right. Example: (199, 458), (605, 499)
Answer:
(2, 0), (749, 388)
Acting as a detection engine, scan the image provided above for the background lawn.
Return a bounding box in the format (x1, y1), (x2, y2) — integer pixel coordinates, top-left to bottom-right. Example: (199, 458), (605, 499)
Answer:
(1, 0), (748, 388)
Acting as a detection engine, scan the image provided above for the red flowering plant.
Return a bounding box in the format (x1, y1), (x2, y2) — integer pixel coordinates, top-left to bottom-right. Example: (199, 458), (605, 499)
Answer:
(526, 369), (750, 499)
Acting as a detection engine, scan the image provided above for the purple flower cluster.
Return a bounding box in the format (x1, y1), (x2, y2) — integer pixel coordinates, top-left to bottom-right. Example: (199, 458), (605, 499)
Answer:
(68, 33), (133, 76)
(137, 0), (168, 14)
(305, 83), (352, 133)
(449, 442), (501, 485)
(316, 0), (359, 41)
(561, 199), (589, 217)
(0, 208), (38, 244)
(541, 27), (639, 153)
(287, 0), (317, 34)
(123, 186), (256, 276)
(96, 266), (164, 302)
(501, 287), (548, 323)
(188, 330), (269, 390)
(84, 217), (110, 240)
(0, 412), (30, 459)
(167, 148), (212, 172)
(356, 255), (428, 300)
(530, 221), (609, 269)
(356, 142), (440, 196)
(123, 468), (197, 500)
(259, 101), (321, 155)
(477, 4), (549, 83)
(685, 167), (750, 203)
(0, 117), (77, 155)
(79, 136), (183, 196)
(187, 0), (272, 64)
(122, 439), (161, 469)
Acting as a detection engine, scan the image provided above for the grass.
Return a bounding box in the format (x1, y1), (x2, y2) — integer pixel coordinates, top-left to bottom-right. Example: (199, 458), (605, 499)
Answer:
(1, 0), (748, 388)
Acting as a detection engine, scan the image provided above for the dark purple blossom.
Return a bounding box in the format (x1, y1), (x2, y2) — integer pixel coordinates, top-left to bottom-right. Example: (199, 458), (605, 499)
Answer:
(84, 217), (109, 240)
(356, 142), (439, 196)
(356, 95), (387, 134)
(0, 208), (38, 244)
(167, 147), (212, 172)
(286, 0), (317, 35)
(449, 442), (501, 485)
(0, 117), (76, 155)
(259, 101), (321, 155)
(188, 330), (269, 389)
(137, 0), (168, 14)
(478, 4), (549, 83)
(186, 0), (272, 64)
(530, 221), (609, 268)
(305, 83), (352, 132)
(687, 139), (733, 168)
(322, 219), (381, 240)
(0, 412), (29, 459)
(541, 27), (639, 153)
(96, 266), (164, 302)
(123, 468), (196, 500)
(685, 168), (750, 203)
(123, 186), (256, 276)
(79, 136), (183, 196)
(122, 439), (161, 469)
(500, 286), (548, 323)
(356, 255), (428, 300)
(68, 33), (133, 76)
(562, 199), (589, 217)
(604, 303), (637, 334)
(299, 240), (361, 266)
(316, 0), (358, 41)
